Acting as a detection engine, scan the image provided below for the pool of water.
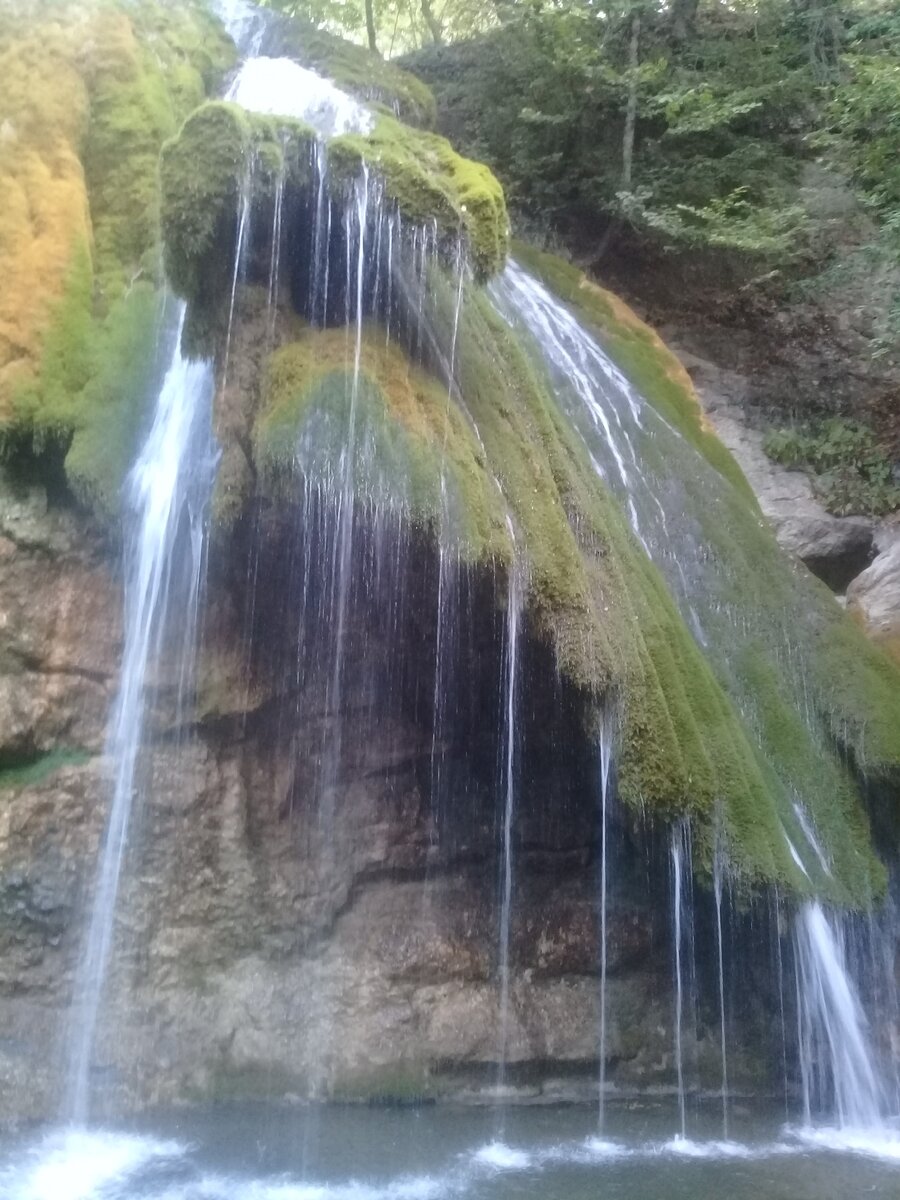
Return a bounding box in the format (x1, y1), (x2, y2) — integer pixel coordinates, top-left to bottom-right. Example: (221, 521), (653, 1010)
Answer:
(2, 1102), (899, 1199)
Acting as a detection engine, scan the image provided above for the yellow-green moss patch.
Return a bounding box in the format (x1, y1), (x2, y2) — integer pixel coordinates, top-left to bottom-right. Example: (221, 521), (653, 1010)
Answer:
(253, 326), (509, 561)
(330, 114), (508, 279)
(0, 0), (234, 516)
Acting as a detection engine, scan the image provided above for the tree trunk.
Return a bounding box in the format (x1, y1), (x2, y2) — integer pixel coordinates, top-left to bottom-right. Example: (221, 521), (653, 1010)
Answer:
(595, 8), (640, 262)
(622, 11), (640, 190)
(670, 0), (699, 43)
(421, 0), (444, 44)
(365, 0), (378, 54)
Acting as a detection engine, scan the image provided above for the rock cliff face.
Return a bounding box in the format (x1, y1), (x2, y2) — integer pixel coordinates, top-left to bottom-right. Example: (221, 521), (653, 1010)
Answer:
(2, 0), (899, 1129)
(0, 463), (782, 1121)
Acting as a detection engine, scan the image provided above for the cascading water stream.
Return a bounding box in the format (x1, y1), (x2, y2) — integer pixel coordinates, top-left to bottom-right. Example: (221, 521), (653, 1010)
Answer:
(671, 823), (690, 1141)
(65, 310), (217, 1123)
(793, 902), (887, 1131)
(489, 258), (896, 1143)
(63, 0), (291, 1121)
(713, 843), (729, 1138)
(597, 722), (613, 1133)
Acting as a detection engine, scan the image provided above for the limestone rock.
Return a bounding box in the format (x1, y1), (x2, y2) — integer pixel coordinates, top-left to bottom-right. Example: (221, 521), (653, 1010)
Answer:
(847, 537), (900, 665)
(678, 348), (875, 591)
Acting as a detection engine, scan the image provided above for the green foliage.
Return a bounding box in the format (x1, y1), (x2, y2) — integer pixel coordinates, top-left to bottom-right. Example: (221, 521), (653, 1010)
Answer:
(260, 0), (496, 55)
(764, 418), (900, 516)
(402, 2), (900, 268)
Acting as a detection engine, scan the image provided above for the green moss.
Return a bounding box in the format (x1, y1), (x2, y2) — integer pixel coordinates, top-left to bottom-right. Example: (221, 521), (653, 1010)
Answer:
(253, 327), (509, 561)
(0, 749), (93, 791)
(806, 592), (900, 773)
(512, 243), (755, 500)
(64, 285), (166, 514)
(0, 0), (235, 518)
(7, 253), (167, 514)
(82, 2), (235, 301)
(416, 271), (890, 904)
(161, 101), (508, 285)
(160, 102), (317, 329)
(737, 646), (884, 902)
(330, 114), (509, 279)
(160, 102), (251, 303)
(268, 17), (437, 129)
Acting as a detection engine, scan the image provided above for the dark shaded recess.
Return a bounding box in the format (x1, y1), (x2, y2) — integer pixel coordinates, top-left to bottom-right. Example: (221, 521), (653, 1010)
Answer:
(221, 172), (458, 373)
(804, 545), (876, 594)
(0, 431), (76, 512)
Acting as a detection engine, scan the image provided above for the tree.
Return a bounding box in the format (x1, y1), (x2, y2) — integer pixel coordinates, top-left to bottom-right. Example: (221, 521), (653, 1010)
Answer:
(669, 0), (699, 43)
(421, 0), (444, 44)
(622, 8), (641, 189)
(365, 0), (378, 52)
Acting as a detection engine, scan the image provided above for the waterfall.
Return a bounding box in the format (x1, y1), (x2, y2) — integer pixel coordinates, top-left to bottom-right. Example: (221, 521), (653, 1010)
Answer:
(53, 0), (897, 1146)
(794, 902), (887, 1130)
(496, 560), (522, 1103)
(227, 56), (373, 136)
(489, 258), (899, 1141)
(65, 310), (216, 1123)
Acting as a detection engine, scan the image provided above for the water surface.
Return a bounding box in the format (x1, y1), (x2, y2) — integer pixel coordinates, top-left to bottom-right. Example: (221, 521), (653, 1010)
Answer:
(2, 1102), (898, 1200)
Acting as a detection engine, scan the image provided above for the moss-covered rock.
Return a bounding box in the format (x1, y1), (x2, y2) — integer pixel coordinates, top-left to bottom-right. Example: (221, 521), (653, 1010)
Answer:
(0, 0), (235, 517)
(160, 101), (316, 318)
(415, 269), (894, 905)
(159, 101), (508, 287)
(253, 326), (509, 562)
(330, 114), (508, 279)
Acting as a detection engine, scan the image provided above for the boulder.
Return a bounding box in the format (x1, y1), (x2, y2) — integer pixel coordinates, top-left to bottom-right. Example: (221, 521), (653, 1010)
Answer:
(847, 535), (900, 665)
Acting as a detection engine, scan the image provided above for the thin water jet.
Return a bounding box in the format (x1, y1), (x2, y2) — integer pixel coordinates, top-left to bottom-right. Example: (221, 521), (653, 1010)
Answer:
(713, 841), (729, 1139)
(65, 310), (217, 1123)
(598, 721), (613, 1133)
(496, 557), (523, 1111)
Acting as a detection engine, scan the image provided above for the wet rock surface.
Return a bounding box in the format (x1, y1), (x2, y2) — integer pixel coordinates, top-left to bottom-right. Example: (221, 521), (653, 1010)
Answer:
(0, 470), (776, 1121)
(847, 527), (900, 664)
